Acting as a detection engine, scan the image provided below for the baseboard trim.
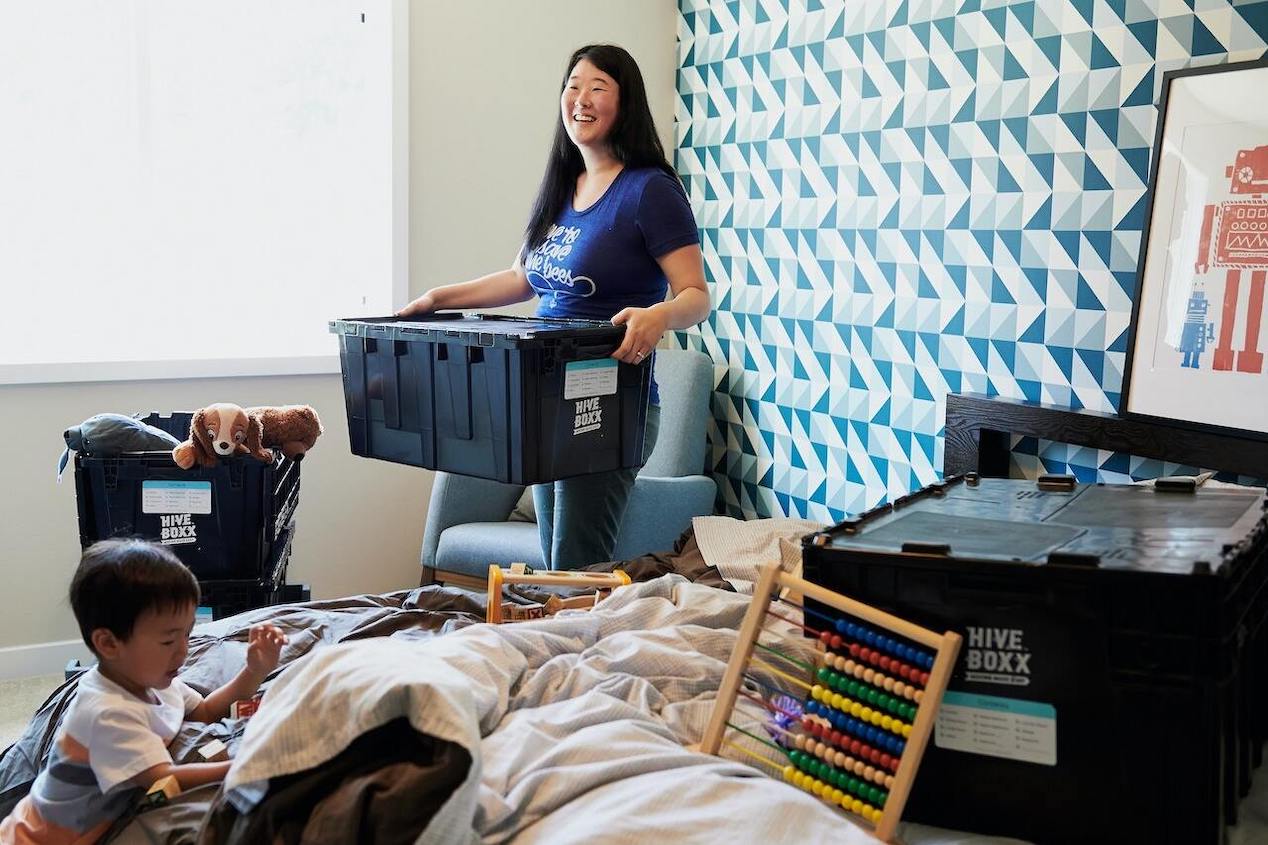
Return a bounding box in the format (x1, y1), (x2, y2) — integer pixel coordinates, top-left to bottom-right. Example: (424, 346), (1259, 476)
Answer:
(0, 639), (92, 682)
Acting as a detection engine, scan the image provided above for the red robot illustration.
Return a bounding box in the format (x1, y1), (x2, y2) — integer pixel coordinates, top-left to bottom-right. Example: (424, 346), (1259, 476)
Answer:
(1193, 144), (1268, 374)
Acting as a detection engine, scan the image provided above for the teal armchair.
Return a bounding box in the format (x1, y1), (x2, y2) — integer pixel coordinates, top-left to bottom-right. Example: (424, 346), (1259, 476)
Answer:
(420, 347), (716, 587)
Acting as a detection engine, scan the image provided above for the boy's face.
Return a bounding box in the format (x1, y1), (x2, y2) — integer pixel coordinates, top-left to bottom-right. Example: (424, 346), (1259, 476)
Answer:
(93, 602), (195, 696)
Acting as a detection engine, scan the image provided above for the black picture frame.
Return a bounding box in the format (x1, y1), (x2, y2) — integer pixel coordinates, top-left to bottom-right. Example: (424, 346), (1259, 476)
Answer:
(1120, 56), (1268, 443)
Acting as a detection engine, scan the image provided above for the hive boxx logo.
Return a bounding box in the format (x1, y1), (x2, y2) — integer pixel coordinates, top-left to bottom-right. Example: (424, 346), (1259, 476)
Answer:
(159, 513), (198, 545)
(964, 626), (1031, 686)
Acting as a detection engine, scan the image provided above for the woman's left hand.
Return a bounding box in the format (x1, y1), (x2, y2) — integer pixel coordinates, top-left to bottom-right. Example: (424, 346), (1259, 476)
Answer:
(611, 305), (669, 365)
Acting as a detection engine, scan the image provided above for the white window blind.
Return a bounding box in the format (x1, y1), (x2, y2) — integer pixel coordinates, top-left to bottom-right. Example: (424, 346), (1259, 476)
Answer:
(0, 1), (406, 384)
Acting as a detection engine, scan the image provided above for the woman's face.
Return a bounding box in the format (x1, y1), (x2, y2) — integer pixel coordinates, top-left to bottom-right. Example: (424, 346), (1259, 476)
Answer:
(561, 58), (620, 152)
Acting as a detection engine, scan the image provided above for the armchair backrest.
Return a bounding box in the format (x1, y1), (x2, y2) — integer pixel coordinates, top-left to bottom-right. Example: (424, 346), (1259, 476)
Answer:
(640, 347), (713, 478)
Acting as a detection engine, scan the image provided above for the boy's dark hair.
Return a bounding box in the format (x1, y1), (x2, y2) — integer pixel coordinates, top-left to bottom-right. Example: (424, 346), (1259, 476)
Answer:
(522, 43), (680, 254)
(70, 539), (200, 653)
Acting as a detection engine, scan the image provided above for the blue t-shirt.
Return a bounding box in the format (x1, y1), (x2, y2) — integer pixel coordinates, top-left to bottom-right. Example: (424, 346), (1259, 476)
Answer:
(523, 166), (700, 403)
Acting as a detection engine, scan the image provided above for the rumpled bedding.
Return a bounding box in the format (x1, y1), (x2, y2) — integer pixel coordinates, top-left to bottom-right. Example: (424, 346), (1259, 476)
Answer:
(203, 576), (1024, 845)
(0, 533), (1033, 844)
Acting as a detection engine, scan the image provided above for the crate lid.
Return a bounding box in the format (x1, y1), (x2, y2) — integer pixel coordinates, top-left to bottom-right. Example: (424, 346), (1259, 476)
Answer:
(328, 313), (626, 348)
(817, 477), (1267, 576)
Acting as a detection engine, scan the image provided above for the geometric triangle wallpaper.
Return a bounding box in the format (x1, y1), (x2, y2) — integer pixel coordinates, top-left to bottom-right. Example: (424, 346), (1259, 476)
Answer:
(671, 0), (1268, 521)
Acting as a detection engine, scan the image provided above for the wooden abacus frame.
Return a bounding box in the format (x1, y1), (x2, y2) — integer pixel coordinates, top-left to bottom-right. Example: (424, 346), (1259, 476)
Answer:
(486, 564), (632, 624)
(700, 563), (962, 843)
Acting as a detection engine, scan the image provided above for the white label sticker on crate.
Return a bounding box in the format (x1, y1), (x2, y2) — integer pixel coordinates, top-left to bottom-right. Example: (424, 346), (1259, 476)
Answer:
(142, 480), (212, 515)
(564, 358), (618, 400)
(934, 691), (1057, 766)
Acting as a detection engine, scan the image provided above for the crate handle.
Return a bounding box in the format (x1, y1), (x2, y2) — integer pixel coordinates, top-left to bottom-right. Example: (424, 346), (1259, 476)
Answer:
(563, 335), (625, 362)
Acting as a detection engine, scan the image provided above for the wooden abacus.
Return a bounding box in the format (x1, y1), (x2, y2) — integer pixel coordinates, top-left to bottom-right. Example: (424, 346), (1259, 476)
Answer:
(699, 562), (962, 843)
(486, 563), (631, 624)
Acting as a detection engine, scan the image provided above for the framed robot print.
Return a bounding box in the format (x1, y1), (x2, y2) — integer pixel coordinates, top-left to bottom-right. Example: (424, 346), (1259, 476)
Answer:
(1122, 57), (1268, 440)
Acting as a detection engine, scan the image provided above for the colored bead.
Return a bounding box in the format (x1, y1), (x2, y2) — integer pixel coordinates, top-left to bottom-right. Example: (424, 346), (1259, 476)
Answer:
(880, 753), (893, 769)
(830, 634), (844, 650)
(914, 689), (924, 703)
(819, 631), (832, 645)
(835, 619), (847, 635)
(849, 643), (861, 657)
(881, 716), (893, 731)
(878, 656), (891, 671)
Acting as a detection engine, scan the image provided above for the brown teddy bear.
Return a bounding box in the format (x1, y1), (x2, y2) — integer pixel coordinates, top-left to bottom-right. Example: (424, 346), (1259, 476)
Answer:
(173, 403), (323, 469)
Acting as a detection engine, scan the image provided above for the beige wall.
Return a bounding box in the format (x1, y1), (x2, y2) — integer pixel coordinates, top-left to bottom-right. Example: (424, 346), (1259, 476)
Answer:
(0, 1), (677, 665)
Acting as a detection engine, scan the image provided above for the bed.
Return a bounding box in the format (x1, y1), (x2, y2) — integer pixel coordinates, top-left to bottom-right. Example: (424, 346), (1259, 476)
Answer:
(2, 523), (1264, 844)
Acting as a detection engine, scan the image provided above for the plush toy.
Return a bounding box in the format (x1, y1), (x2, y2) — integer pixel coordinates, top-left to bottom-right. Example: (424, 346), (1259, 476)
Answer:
(57, 413), (182, 481)
(172, 403), (323, 469)
(246, 404), (323, 462)
(172, 403), (265, 469)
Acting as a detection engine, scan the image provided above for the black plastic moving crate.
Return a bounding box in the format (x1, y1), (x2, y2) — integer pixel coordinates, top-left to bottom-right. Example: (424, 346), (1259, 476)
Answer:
(74, 412), (301, 580)
(329, 313), (652, 485)
(197, 520), (310, 619)
(802, 475), (1268, 845)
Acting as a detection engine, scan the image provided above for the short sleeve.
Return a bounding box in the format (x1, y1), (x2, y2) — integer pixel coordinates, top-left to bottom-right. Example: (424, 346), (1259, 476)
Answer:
(636, 171), (700, 258)
(171, 676), (204, 716)
(86, 707), (174, 793)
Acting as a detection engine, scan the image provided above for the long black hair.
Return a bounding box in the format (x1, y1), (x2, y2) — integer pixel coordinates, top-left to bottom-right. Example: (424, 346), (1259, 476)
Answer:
(522, 44), (678, 254)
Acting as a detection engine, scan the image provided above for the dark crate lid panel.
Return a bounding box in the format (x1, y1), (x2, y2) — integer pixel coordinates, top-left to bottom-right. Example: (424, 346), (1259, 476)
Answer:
(826, 478), (1265, 576)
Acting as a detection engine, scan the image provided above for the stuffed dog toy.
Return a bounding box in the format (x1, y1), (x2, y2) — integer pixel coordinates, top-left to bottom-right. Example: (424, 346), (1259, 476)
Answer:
(173, 403), (323, 469)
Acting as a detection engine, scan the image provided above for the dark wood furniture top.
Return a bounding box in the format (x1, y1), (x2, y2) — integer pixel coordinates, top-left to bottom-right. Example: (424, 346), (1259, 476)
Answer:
(944, 393), (1268, 480)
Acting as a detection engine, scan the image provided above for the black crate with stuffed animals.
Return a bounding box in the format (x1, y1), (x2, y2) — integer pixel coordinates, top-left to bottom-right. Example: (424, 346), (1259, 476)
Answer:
(802, 475), (1268, 845)
(73, 412), (301, 580)
(328, 313), (652, 485)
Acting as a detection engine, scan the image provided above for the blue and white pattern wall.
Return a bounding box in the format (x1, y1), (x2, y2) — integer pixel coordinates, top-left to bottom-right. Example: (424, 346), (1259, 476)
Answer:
(672, 0), (1268, 521)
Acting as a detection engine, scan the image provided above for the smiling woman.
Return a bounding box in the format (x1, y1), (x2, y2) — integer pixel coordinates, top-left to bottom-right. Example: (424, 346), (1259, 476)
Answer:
(398, 43), (711, 573)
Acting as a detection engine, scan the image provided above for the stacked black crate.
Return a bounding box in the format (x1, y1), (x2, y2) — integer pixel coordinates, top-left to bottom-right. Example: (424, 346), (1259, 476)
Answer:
(73, 412), (309, 619)
(802, 476), (1268, 845)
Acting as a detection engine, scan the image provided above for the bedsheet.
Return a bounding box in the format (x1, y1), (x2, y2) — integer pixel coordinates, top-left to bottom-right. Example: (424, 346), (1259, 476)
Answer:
(204, 575), (1026, 845)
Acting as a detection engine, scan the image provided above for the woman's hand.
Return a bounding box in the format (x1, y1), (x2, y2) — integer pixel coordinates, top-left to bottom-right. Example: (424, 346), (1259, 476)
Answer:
(611, 305), (670, 364)
(395, 292), (437, 318)
(245, 623), (288, 678)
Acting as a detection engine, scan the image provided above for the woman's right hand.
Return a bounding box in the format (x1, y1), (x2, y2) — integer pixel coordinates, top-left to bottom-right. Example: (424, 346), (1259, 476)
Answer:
(396, 292), (437, 318)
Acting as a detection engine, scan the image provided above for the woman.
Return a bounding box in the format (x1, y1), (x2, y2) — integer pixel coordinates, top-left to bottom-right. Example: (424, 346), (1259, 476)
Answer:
(398, 44), (710, 570)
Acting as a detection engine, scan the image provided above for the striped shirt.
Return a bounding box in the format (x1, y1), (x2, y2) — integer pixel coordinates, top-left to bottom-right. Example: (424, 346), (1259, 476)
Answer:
(0, 668), (201, 844)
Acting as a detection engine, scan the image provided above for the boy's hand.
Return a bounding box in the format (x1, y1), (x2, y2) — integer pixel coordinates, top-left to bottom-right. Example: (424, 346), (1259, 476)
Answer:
(245, 623), (287, 678)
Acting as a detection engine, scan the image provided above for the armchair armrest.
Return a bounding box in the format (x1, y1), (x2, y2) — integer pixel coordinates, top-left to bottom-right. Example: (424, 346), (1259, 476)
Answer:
(611, 475), (717, 562)
(421, 472), (524, 568)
